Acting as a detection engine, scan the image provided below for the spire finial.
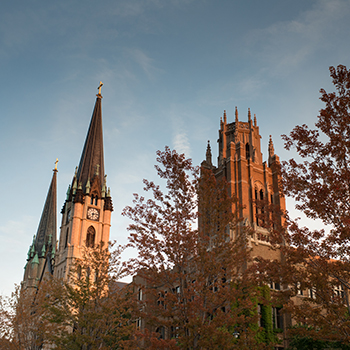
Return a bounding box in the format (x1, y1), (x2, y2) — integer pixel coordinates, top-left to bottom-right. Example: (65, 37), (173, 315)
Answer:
(223, 110), (227, 124)
(54, 158), (59, 171)
(248, 108), (251, 121)
(235, 106), (238, 122)
(254, 114), (257, 127)
(97, 81), (103, 95)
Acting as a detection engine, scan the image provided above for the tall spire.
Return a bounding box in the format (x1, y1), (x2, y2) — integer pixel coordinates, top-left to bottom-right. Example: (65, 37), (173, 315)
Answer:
(34, 167), (57, 257)
(76, 84), (105, 193)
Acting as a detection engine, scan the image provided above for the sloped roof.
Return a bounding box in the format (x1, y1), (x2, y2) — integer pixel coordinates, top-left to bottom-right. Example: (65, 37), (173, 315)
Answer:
(34, 169), (57, 256)
(76, 94), (105, 192)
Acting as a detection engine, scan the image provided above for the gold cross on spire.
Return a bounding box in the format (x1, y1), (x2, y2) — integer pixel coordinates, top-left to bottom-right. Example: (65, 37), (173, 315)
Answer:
(54, 158), (59, 171)
(97, 81), (103, 95)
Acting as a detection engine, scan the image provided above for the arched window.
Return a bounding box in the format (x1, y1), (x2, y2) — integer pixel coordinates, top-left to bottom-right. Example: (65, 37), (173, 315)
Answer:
(246, 143), (250, 159)
(90, 194), (98, 206)
(66, 209), (71, 224)
(156, 326), (165, 339)
(64, 228), (69, 248)
(86, 226), (95, 248)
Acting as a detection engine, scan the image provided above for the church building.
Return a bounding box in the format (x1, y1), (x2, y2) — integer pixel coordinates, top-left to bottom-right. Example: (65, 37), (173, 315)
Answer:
(22, 84), (113, 288)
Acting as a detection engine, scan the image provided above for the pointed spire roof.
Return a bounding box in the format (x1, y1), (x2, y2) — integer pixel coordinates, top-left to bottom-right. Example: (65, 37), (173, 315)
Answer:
(34, 168), (57, 258)
(76, 89), (105, 192)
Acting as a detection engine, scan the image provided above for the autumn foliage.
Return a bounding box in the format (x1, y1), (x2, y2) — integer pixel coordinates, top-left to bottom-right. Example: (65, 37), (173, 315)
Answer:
(263, 65), (350, 346)
(123, 147), (273, 349)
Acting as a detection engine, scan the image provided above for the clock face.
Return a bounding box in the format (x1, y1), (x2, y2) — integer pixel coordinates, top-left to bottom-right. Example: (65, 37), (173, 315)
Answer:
(87, 207), (99, 221)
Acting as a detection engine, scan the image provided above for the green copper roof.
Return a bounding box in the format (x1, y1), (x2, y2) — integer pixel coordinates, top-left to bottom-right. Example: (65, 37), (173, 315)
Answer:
(31, 252), (39, 265)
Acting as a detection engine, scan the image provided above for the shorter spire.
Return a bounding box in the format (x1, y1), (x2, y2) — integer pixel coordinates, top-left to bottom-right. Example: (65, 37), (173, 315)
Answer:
(223, 110), (227, 124)
(254, 114), (257, 127)
(248, 108), (251, 121)
(235, 107), (238, 122)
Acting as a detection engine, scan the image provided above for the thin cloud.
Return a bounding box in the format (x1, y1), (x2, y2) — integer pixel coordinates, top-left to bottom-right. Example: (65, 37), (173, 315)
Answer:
(125, 48), (163, 81)
(246, 0), (350, 76)
(173, 132), (191, 156)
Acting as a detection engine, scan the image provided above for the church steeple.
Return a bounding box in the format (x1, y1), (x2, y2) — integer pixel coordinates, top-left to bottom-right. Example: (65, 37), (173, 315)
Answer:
(76, 90), (105, 194)
(55, 84), (113, 281)
(22, 163), (57, 289)
(34, 165), (57, 255)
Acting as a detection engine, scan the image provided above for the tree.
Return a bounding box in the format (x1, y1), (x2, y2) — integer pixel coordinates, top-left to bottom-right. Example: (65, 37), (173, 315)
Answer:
(123, 147), (274, 349)
(268, 64), (350, 345)
(41, 241), (135, 350)
(0, 284), (49, 350)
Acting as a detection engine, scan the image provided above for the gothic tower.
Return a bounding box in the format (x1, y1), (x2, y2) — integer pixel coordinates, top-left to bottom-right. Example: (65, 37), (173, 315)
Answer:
(202, 108), (286, 260)
(54, 86), (113, 280)
(22, 164), (57, 290)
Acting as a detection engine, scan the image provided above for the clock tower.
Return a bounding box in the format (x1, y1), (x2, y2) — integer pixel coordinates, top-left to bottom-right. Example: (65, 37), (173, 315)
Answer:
(54, 85), (113, 280)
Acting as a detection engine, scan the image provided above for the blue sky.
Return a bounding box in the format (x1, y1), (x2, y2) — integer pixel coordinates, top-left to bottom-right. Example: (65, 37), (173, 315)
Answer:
(0, 0), (349, 296)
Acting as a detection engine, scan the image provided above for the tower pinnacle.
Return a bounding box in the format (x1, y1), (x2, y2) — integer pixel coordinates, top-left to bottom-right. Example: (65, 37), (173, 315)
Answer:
(206, 140), (212, 167)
